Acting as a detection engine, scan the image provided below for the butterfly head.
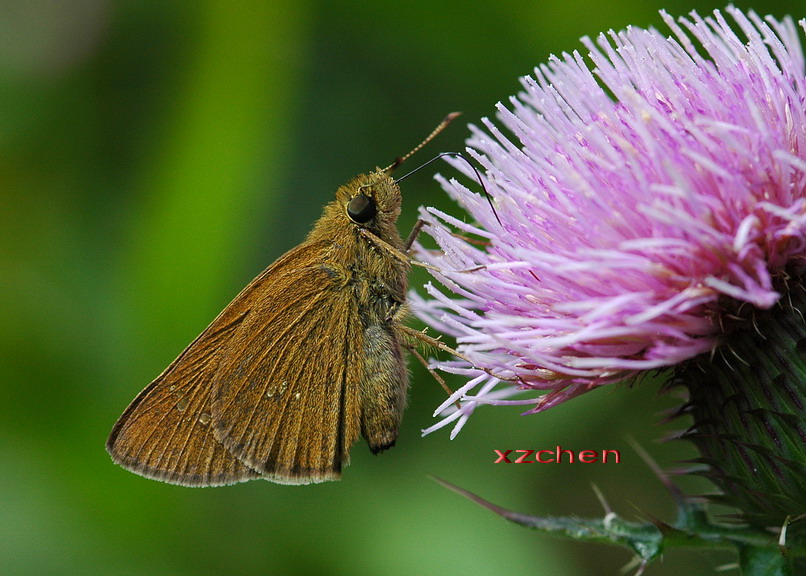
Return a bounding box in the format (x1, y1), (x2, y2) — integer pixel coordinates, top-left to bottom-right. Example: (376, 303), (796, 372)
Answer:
(341, 170), (403, 232)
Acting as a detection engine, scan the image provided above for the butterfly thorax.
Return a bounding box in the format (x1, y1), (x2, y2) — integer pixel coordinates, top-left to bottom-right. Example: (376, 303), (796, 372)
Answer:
(307, 170), (410, 325)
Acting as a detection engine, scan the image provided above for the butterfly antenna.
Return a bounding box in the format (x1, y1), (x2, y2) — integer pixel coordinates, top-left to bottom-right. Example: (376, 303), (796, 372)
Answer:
(382, 112), (462, 174)
(395, 151), (502, 227)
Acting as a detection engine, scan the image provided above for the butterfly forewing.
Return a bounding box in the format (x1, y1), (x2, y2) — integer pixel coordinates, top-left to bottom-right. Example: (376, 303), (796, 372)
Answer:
(211, 242), (363, 484)
(105, 288), (265, 486)
(107, 240), (366, 486)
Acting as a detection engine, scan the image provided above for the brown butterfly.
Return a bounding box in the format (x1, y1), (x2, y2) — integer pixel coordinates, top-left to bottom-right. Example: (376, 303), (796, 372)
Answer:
(106, 114), (460, 486)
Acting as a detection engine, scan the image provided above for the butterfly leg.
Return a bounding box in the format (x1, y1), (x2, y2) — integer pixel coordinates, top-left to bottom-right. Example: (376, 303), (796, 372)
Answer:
(404, 218), (427, 251)
(359, 227), (484, 274)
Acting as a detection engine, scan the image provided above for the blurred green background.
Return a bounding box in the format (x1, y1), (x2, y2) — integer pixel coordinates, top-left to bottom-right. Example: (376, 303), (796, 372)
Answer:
(2, 0), (801, 574)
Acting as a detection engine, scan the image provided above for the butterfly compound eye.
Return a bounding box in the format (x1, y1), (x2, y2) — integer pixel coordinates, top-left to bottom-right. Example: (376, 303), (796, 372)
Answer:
(347, 193), (377, 224)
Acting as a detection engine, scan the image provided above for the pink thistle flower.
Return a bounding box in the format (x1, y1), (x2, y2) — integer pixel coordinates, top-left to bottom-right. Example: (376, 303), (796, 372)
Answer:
(414, 6), (806, 438)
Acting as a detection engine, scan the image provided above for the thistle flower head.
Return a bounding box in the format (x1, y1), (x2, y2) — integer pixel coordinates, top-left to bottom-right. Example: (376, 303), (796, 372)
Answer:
(414, 6), (806, 438)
